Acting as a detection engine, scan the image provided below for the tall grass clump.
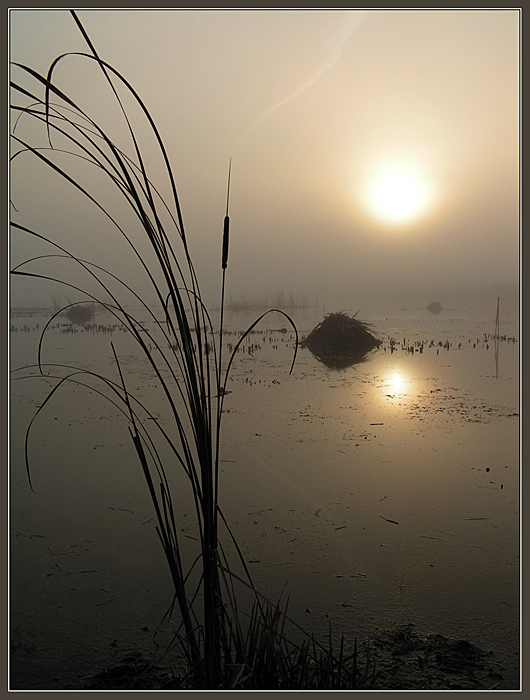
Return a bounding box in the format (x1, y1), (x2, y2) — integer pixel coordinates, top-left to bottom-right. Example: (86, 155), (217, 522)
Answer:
(10, 12), (375, 689)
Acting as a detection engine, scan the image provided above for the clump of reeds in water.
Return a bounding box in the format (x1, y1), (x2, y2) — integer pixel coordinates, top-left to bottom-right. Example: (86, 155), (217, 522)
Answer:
(301, 311), (381, 369)
(10, 11), (375, 689)
(65, 303), (95, 325)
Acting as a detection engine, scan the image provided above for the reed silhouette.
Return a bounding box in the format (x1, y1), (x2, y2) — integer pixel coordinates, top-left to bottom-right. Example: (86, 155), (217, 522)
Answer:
(10, 11), (380, 689)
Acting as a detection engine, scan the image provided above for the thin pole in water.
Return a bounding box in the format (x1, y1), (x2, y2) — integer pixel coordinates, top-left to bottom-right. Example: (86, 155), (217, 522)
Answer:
(494, 296), (500, 378)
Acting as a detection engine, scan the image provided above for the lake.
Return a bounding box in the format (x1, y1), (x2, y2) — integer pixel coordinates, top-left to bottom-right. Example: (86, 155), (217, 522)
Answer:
(9, 299), (520, 689)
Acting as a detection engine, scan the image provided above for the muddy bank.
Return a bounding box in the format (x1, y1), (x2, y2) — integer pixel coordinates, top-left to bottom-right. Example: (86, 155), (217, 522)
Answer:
(79, 623), (518, 690)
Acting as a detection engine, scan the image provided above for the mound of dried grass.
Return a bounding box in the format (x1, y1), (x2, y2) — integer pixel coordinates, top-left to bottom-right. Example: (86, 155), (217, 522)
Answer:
(65, 304), (94, 325)
(301, 312), (381, 368)
(426, 301), (443, 315)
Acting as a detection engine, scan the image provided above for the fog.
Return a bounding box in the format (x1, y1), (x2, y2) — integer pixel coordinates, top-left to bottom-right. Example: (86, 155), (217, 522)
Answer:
(10, 9), (520, 316)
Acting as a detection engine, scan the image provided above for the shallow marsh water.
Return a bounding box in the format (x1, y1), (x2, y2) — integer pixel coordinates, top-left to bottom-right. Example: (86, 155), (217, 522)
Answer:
(10, 303), (520, 689)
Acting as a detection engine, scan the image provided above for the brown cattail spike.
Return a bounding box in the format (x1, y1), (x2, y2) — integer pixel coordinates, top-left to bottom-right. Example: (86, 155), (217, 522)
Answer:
(222, 215), (229, 269)
(221, 159), (231, 270)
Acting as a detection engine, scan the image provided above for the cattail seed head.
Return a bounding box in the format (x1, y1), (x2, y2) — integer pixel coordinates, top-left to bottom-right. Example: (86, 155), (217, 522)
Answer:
(222, 215), (229, 269)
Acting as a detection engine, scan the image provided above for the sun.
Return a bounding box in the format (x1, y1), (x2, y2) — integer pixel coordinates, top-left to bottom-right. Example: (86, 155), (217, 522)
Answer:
(365, 163), (432, 224)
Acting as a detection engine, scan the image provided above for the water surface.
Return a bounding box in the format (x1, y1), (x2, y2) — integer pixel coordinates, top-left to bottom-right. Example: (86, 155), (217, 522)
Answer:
(10, 302), (520, 689)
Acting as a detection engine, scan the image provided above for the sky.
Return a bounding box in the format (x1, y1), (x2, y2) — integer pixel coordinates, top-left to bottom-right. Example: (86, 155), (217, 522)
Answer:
(9, 9), (520, 313)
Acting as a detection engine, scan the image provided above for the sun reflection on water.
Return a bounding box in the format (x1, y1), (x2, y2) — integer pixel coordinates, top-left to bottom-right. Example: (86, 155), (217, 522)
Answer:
(383, 369), (412, 400)
(389, 371), (404, 391)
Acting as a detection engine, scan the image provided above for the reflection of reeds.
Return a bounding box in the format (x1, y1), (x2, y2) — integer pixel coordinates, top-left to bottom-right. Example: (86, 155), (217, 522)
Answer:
(10, 11), (375, 689)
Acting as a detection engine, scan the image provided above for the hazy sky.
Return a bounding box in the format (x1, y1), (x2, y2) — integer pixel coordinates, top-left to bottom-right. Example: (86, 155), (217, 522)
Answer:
(10, 9), (520, 311)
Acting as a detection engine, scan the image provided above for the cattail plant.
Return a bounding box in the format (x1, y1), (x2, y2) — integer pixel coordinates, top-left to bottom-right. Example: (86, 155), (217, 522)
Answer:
(10, 11), (376, 689)
(10, 8), (298, 687)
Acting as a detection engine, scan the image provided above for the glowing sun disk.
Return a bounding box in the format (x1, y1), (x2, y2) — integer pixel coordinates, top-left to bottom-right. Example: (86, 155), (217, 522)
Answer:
(366, 165), (431, 224)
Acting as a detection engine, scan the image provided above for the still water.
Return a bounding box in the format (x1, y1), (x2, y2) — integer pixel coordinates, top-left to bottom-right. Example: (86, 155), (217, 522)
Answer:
(10, 301), (520, 689)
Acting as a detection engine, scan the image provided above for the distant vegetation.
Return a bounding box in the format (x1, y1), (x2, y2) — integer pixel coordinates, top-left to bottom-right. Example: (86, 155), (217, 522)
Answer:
(226, 291), (317, 312)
